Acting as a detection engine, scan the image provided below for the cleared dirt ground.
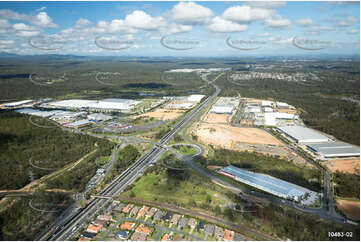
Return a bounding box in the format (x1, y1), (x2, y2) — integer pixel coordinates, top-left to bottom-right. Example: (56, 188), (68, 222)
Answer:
(323, 158), (360, 175)
(134, 108), (185, 121)
(192, 123), (284, 149)
(337, 199), (360, 221)
(202, 113), (231, 124)
(278, 108), (297, 114)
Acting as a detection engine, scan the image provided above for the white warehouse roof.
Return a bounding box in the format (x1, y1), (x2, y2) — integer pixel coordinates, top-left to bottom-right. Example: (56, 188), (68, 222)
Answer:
(48, 99), (141, 111)
(261, 101), (273, 107)
(277, 125), (329, 143)
(187, 95), (205, 103)
(2, 100), (33, 107)
(210, 106), (234, 114)
(307, 142), (360, 158)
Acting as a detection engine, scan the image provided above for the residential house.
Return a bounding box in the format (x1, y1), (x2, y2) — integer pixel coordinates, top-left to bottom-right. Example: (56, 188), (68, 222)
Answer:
(234, 233), (243, 241)
(153, 210), (163, 221)
(87, 224), (102, 234)
(205, 224), (215, 236)
(82, 231), (97, 240)
(146, 207), (158, 218)
(214, 226), (224, 240)
(122, 203), (134, 214)
(130, 206), (140, 216)
(224, 229), (235, 241)
(135, 224), (152, 235)
(161, 234), (172, 241)
(120, 221), (135, 231)
(137, 206), (149, 219)
(188, 218), (197, 229)
(196, 221), (205, 232)
(130, 232), (147, 241)
(78, 238), (90, 241)
(178, 217), (188, 229)
(162, 212), (172, 221)
(170, 214), (181, 226)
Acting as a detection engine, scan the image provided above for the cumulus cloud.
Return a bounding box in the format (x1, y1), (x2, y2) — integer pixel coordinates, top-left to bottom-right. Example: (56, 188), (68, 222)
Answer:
(296, 18), (314, 27)
(208, 17), (247, 33)
(0, 19), (11, 28)
(264, 15), (291, 28)
(222, 5), (275, 23)
(125, 10), (166, 30)
(75, 18), (91, 28)
(306, 25), (335, 35)
(167, 23), (192, 34)
(169, 1), (213, 25)
(0, 9), (57, 28)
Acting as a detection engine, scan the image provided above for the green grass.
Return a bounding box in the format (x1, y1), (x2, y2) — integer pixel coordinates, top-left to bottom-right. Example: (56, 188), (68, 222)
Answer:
(121, 167), (231, 209)
(173, 145), (198, 156)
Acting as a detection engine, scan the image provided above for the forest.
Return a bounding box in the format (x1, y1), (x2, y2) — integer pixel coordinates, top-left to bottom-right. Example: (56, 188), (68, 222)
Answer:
(333, 171), (360, 198)
(0, 111), (112, 190)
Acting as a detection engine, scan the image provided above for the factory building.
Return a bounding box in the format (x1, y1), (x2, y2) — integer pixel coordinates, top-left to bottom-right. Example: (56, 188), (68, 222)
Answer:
(218, 165), (319, 205)
(277, 125), (329, 143)
(210, 106), (234, 114)
(307, 142), (360, 158)
(87, 113), (113, 122)
(65, 119), (92, 128)
(209, 97), (239, 114)
(45, 99), (141, 112)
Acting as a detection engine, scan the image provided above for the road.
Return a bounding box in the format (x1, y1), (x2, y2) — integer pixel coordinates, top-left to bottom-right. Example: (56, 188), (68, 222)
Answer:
(39, 73), (223, 241)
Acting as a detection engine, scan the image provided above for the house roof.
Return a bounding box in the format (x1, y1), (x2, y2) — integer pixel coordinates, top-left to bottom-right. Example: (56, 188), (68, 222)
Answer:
(146, 207), (158, 217)
(120, 221), (135, 231)
(224, 229), (235, 241)
(188, 218), (197, 227)
(82, 231), (97, 239)
(87, 224), (102, 233)
(135, 224), (152, 235)
(78, 238), (90, 241)
(114, 230), (129, 239)
(154, 210), (163, 220)
(170, 214), (181, 224)
(122, 203), (134, 213)
(161, 234), (172, 241)
(137, 206), (149, 217)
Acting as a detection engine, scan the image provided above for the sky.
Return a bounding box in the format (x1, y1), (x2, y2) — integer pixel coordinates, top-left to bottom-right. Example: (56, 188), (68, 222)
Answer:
(0, 1), (359, 57)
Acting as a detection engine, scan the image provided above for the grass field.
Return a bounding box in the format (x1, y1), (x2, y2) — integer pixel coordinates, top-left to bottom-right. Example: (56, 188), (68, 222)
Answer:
(121, 167), (231, 210)
(172, 145), (198, 156)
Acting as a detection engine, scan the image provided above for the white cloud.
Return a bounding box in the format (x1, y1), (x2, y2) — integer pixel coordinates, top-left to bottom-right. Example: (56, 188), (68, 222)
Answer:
(336, 16), (359, 27)
(246, 1), (286, 8)
(169, 1), (213, 25)
(208, 17), (247, 33)
(125, 10), (166, 30)
(75, 18), (91, 28)
(264, 15), (291, 28)
(167, 23), (192, 34)
(36, 6), (47, 12)
(0, 40), (14, 45)
(222, 5), (275, 23)
(296, 18), (314, 27)
(0, 9), (57, 28)
(0, 19), (10, 28)
(34, 12), (57, 28)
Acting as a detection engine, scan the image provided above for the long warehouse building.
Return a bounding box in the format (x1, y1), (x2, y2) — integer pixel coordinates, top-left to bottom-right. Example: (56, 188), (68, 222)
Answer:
(307, 142), (360, 158)
(277, 125), (329, 143)
(218, 165), (319, 205)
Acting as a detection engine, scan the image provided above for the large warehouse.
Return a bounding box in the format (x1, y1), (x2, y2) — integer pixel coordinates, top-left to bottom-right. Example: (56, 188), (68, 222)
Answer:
(219, 165), (319, 205)
(45, 99), (141, 112)
(277, 125), (329, 143)
(307, 142), (360, 158)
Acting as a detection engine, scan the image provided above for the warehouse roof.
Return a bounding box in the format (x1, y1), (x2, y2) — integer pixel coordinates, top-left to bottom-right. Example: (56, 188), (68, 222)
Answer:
(219, 165), (319, 204)
(307, 142), (360, 158)
(210, 106), (234, 114)
(277, 125), (329, 143)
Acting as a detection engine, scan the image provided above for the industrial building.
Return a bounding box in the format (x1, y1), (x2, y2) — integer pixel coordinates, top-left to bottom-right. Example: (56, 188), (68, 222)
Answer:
(277, 125), (329, 143)
(87, 113), (113, 122)
(210, 97), (239, 114)
(219, 165), (319, 204)
(264, 112), (298, 126)
(307, 142), (360, 158)
(65, 119), (92, 128)
(44, 99), (141, 112)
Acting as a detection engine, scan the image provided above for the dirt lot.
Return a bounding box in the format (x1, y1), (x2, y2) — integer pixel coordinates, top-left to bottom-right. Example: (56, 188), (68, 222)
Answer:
(278, 108), (297, 114)
(337, 199), (360, 221)
(245, 98), (264, 104)
(202, 113), (231, 124)
(192, 123), (284, 149)
(134, 108), (185, 121)
(323, 158), (360, 175)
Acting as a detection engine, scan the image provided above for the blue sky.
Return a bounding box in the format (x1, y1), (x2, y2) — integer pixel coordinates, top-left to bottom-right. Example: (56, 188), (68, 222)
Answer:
(0, 1), (359, 56)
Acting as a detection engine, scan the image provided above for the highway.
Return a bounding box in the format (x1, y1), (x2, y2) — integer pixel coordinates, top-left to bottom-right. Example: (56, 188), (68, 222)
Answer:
(39, 73), (223, 241)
